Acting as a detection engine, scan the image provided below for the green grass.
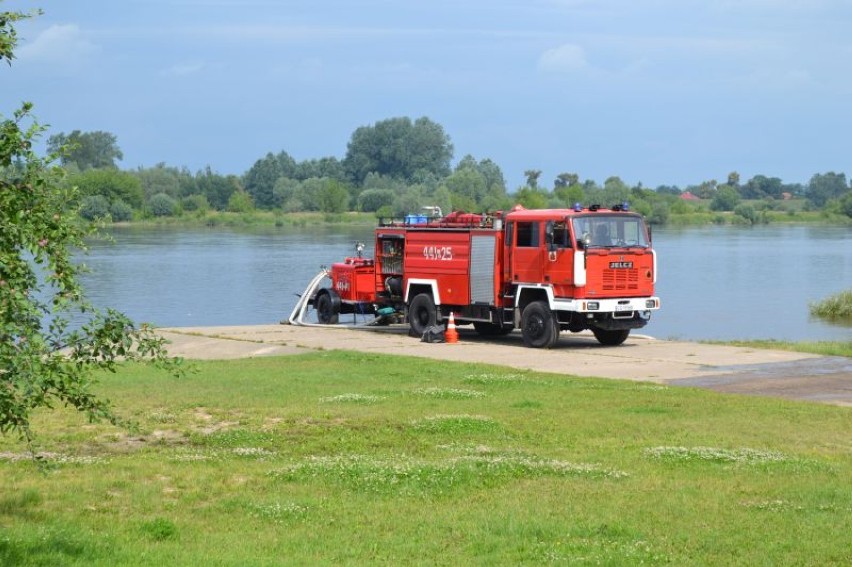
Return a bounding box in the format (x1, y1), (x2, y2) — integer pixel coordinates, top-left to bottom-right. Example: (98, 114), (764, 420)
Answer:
(1, 351), (851, 565)
(706, 339), (852, 358)
(810, 289), (852, 323)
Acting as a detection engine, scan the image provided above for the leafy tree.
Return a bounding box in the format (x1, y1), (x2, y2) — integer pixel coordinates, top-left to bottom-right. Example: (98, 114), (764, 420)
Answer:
(741, 175), (783, 200)
(458, 156), (507, 208)
(648, 201), (670, 225)
(134, 163), (183, 200)
(109, 199), (134, 222)
(1, 9), (179, 452)
(514, 186), (548, 209)
(196, 166), (236, 211)
(47, 130), (123, 170)
(317, 179), (350, 213)
(357, 188), (395, 212)
(273, 177), (304, 212)
(523, 169), (542, 189)
(148, 192), (177, 216)
(689, 179), (718, 199)
(602, 176), (630, 205)
(806, 172), (848, 207)
(297, 178), (327, 211)
(839, 191), (852, 218)
(554, 183), (584, 207)
(343, 116), (453, 185)
(710, 186), (741, 212)
(554, 172), (579, 189)
(359, 172), (405, 194)
(655, 185), (682, 196)
(430, 185), (453, 217)
(70, 168), (145, 209)
(79, 194), (110, 220)
(727, 171), (740, 188)
(295, 156), (344, 182)
(375, 204), (393, 219)
(449, 191), (477, 213)
(392, 185), (425, 216)
(243, 152), (284, 209)
(444, 166), (487, 206)
(733, 203), (759, 224)
(180, 194), (209, 214)
(669, 199), (692, 214)
(227, 189), (254, 212)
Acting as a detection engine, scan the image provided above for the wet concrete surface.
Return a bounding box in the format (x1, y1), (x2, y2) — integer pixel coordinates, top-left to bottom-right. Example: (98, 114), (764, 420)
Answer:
(160, 324), (852, 407)
(670, 356), (852, 405)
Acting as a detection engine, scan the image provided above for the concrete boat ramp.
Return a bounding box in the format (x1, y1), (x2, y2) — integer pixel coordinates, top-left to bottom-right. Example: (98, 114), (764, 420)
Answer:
(159, 324), (852, 407)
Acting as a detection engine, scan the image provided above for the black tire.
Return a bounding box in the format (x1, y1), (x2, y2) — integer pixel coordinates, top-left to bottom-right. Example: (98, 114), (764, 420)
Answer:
(408, 293), (437, 337)
(316, 289), (340, 325)
(521, 300), (559, 348)
(473, 322), (513, 337)
(592, 328), (630, 346)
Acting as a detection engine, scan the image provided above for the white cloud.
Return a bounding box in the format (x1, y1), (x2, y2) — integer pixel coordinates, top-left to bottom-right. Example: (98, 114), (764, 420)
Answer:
(537, 43), (587, 73)
(17, 24), (99, 69)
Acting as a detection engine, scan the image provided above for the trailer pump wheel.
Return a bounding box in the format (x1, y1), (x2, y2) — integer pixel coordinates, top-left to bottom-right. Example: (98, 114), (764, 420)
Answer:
(316, 289), (340, 325)
(408, 293), (436, 337)
(521, 300), (560, 349)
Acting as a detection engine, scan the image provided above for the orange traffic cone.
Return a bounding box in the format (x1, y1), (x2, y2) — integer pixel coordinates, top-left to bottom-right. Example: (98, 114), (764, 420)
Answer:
(445, 312), (459, 344)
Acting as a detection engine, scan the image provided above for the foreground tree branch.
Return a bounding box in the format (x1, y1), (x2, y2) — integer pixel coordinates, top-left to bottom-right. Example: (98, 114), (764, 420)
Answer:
(1, 5), (182, 455)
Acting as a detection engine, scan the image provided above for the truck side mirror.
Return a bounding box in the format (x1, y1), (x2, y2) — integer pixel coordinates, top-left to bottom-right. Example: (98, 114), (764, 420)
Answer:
(578, 232), (591, 250)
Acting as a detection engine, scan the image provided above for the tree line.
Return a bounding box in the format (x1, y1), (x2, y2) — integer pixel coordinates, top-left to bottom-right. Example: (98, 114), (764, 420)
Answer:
(49, 119), (852, 225)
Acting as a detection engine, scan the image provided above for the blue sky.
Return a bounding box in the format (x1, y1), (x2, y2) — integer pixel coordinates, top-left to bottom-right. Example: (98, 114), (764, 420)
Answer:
(2, 0), (850, 189)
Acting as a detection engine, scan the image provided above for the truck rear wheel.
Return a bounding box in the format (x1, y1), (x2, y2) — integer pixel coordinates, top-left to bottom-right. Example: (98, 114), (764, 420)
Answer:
(316, 289), (340, 325)
(521, 300), (559, 348)
(408, 293), (436, 337)
(592, 328), (629, 346)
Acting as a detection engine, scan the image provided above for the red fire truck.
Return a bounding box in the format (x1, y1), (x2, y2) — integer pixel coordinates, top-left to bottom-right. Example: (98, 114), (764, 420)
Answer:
(308, 204), (660, 348)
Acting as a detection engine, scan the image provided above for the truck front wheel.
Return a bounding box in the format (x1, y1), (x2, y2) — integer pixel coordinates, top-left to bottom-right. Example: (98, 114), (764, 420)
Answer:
(521, 301), (559, 348)
(408, 293), (437, 337)
(592, 328), (629, 346)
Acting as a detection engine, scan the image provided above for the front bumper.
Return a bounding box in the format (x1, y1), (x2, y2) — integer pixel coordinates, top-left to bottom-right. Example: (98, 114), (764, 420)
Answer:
(553, 296), (660, 314)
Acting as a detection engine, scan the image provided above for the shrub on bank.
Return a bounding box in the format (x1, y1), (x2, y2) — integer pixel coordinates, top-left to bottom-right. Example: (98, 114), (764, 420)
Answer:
(809, 289), (852, 322)
(79, 194), (111, 220)
(149, 193), (178, 217)
(110, 199), (134, 222)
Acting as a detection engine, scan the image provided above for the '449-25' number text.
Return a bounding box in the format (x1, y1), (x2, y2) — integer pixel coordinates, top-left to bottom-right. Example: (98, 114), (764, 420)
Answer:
(422, 245), (453, 261)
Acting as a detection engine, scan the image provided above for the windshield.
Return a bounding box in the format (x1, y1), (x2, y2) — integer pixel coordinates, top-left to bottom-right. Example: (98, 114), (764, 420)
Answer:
(571, 214), (649, 248)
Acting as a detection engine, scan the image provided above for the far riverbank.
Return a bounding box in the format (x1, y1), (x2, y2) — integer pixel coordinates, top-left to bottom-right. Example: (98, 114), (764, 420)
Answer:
(99, 208), (852, 231)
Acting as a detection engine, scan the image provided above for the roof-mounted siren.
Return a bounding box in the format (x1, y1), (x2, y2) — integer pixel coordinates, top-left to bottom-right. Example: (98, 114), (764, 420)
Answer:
(573, 202), (583, 212)
(611, 201), (630, 212)
(589, 204), (601, 212)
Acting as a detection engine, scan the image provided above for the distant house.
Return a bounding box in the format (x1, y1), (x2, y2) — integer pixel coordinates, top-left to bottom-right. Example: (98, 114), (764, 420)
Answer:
(680, 191), (701, 201)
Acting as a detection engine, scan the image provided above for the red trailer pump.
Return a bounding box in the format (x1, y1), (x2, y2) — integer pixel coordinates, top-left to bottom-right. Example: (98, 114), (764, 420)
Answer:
(308, 205), (660, 348)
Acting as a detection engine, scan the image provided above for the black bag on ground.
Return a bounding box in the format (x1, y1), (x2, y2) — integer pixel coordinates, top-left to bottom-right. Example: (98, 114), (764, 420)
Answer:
(421, 325), (445, 343)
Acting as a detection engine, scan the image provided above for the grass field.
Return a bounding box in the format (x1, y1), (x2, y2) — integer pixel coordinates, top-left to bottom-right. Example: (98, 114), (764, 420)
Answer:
(706, 339), (852, 358)
(1, 351), (850, 565)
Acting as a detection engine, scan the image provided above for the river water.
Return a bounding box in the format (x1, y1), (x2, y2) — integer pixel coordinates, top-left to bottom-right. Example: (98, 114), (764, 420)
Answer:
(77, 224), (851, 342)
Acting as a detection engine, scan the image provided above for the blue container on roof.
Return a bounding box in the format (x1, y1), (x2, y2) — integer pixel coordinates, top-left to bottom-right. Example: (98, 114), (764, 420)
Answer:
(405, 214), (427, 225)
